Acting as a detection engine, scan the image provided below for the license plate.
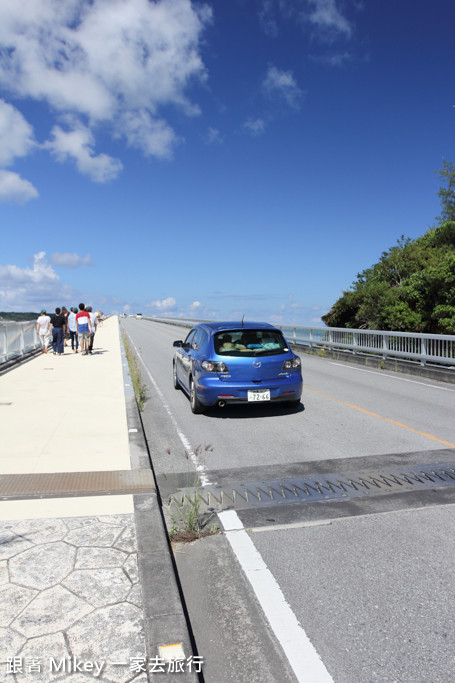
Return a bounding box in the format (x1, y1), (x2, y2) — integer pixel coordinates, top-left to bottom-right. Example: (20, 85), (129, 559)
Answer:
(247, 389), (271, 402)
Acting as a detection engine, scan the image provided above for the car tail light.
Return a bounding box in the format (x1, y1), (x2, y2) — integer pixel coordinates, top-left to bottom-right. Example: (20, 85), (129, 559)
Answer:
(201, 360), (229, 372)
(282, 356), (301, 371)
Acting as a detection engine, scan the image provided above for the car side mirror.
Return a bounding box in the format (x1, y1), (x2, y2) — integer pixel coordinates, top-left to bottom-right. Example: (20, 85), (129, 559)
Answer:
(173, 340), (183, 347)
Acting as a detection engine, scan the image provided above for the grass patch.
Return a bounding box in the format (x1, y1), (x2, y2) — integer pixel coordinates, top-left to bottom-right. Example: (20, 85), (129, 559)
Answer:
(164, 444), (219, 543)
(122, 332), (147, 411)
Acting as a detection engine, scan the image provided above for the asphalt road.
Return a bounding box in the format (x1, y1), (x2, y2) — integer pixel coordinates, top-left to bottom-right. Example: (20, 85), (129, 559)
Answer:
(121, 317), (455, 683)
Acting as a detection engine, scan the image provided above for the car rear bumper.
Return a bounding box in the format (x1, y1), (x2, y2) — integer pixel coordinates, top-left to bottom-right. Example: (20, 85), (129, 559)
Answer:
(194, 374), (303, 407)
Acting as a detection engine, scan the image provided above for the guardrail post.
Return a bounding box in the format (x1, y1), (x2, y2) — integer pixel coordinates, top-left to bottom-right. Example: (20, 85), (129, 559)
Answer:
(421, 337), (427, 366)
(20, 325), (25, 357)
(382, 332), (388, 360)
(353, 331), (358, 355)
(1, 325), (6, 363)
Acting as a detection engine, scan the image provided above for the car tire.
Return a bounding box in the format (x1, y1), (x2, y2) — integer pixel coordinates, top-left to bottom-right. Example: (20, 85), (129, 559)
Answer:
(190, 377), (204, 414)
(172, 362), (180, 390)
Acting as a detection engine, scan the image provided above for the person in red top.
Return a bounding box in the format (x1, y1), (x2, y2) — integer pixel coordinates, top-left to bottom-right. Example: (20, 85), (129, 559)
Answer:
(75, 303), (92, 356)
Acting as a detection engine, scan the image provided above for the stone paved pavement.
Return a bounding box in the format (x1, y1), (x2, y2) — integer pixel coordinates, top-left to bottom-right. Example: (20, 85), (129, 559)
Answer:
(0, 317), (198, 682)
(1, 515), (147, 683)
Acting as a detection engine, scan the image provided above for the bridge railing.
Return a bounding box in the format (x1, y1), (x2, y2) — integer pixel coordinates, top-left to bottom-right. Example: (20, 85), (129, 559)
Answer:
(143, 316), (455, 368)
(0, 322), (40, 364)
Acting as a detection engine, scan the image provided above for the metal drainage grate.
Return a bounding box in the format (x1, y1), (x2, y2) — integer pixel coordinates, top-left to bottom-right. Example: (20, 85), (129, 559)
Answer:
(0, 469), (156, 500)
(168, 461), (455, 513)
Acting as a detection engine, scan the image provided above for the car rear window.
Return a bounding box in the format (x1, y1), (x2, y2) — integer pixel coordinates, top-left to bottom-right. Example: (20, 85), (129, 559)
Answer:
(214, 329), (289, 356)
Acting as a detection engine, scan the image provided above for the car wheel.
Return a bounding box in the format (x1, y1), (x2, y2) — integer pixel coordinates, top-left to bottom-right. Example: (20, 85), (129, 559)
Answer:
(172, 362), (180, 390)
(190, 377), (204, 414)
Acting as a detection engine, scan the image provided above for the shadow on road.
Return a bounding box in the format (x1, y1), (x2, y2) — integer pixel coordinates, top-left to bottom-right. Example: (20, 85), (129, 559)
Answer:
(201, 401), (305, 420)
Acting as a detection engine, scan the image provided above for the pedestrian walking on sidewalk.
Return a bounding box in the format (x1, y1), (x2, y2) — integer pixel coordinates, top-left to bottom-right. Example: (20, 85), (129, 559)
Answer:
(76, 303), (92, 355)
(50, 307), (66, 355)
(61, 306), (70, 346)
(86, 306), (98, 354)
(68, 307), (79, 352)
(36, 309), (51, 353)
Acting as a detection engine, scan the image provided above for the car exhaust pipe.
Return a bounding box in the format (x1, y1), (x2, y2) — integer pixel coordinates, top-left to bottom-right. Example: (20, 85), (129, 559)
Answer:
(218, 400), (226, 408)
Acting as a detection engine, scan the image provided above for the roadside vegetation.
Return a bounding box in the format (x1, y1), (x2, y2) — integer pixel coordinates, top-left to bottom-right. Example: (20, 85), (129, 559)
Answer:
(322, 160), (455, 333)
(122, 332), (147, 411)
(0, 312), (39, 322)
(163, 444), (219, 543)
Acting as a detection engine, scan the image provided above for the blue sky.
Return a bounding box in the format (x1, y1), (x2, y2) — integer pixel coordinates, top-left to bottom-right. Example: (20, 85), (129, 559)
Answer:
(1, 0), (454, 325)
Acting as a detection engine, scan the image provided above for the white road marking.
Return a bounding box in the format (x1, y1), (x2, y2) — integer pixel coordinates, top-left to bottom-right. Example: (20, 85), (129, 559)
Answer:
(219, 510), (333, 683)
(329, 362), (455, 392)
(251, 520), (333, 533)
(124, 332), (213, 487)
(250, 503), (455, 533)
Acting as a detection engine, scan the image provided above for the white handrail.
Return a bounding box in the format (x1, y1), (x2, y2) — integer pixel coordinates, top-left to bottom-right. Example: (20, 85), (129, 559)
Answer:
(0, 321), (40, 363)
(141, 316), (455, 368)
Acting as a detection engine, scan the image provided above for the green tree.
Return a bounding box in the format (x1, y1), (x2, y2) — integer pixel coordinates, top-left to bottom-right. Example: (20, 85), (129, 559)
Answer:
(322, 221), (455, 332)
(322, 161), (455, 332)
(436, 159), (455, 223)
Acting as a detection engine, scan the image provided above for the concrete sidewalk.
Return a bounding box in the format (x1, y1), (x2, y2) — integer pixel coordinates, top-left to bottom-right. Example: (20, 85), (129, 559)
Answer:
(0, 317), (199, 682)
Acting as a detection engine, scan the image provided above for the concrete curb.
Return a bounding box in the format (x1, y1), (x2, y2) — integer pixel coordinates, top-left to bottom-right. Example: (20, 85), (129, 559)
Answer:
(119, 336), (201, 682)
(0, 348), (42, 376)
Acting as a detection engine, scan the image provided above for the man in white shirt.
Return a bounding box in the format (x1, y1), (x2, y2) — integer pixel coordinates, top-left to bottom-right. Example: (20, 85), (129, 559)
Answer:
(67, 307), (78, 353)
(86, 306), (98, 355)
(36, 309), (51, 353)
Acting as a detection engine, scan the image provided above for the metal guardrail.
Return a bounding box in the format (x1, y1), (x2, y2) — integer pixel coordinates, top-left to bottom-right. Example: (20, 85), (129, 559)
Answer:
(0, 321), (40, 364)
(279, 325), (455, 368)
(143, 316), (455, 368)
(1, 315), (111, 366)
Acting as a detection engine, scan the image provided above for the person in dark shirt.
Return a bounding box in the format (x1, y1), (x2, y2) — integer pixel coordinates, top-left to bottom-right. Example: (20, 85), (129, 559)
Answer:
(50, 307), (66, 355)
(61, 306), (70, 347)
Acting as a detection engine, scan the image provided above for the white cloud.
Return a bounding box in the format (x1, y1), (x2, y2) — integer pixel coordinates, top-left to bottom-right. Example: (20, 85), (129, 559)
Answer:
(258, 0), (279, 38)
(149, 296), (177, 310)
(0, 100), (36, 166)
(0, 170), (38, 204)
(0, 251), (102, 311)
(0, 100), (38, 202)
(243, 118), (267, 137)
(0, 251), (59, 286)
(120, 110), (180, 159)
(0, 251), (75, 310)
(0, 0), (211, 121)
(205, 127), (223, 145)
(311, 51), (352, 67)
(0, 0), (212, 178)
(190, 301), (201, 310)
(45, 124), (123, 182)
(50, 252), (94, 268)
(262, 66), (302, 108)
(305, 0), (352, 39)
(258, 1), (353, 44)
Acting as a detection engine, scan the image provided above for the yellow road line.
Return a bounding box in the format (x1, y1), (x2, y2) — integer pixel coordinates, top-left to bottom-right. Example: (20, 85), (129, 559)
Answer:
(304, 386), (455, 448)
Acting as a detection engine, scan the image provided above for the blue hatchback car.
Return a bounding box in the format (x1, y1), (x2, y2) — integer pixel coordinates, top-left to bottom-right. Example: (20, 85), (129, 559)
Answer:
(172, 321), (303, 413)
